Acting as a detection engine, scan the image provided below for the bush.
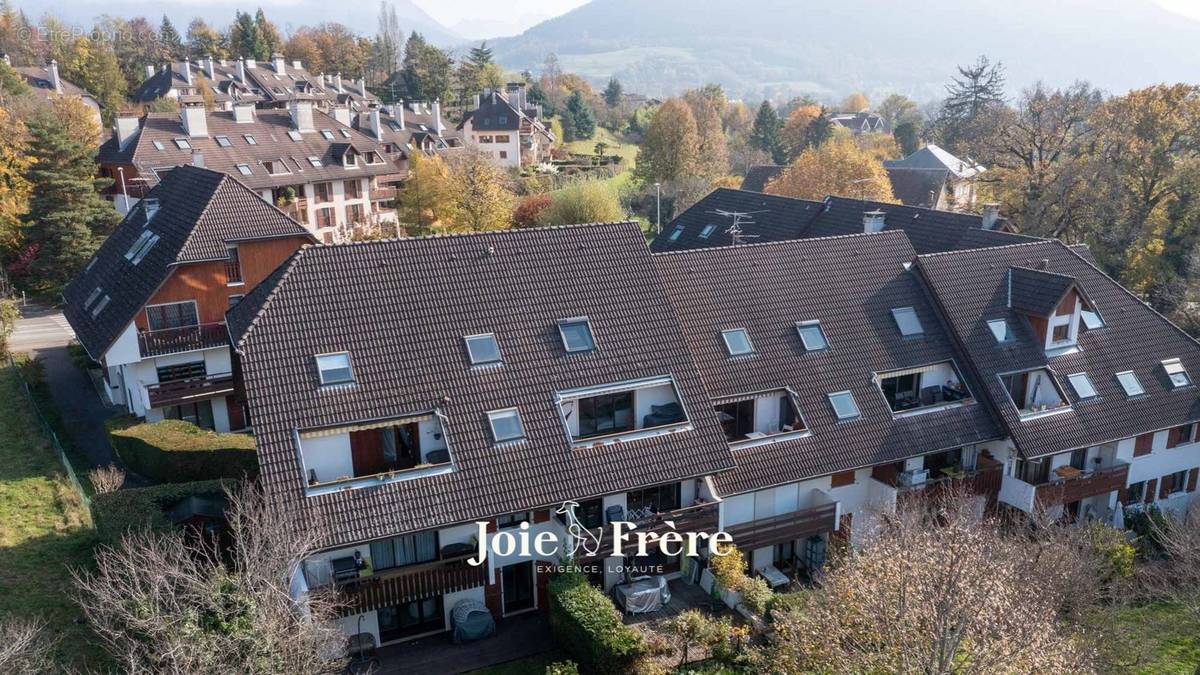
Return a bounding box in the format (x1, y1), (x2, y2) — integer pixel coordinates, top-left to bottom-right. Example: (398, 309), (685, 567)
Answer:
(538, 181), (625, 226)
(548, 572), (645, 674)
(513, 193), (553, 228)
(545, 661), (579, 675)
(106, 417), (257, 483)
(0, 298), (16, 357)
(738, 576), (774, 616)
(91, 479), (231, 543)
(67, 340), (96, 370)
(1084, 523), (1135, 581)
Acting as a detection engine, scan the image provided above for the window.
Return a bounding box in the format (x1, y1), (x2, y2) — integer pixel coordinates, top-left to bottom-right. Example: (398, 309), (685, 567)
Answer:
(1171, 469), (1189, 494)
(370, 531), (438, 571)
(574, 498), (604, 529)
(987, 318), (1015, 343)
(1116, 371), (1145, 398)
(1163, 359), (1191, 388)
(156, 361), (205, 383)
(464, 334), (502, 365)
(315, 352), (354, 385)
(243, 134), (257, 145)
(479, 135), (493, 143)
(721, 328), (754, 356)
(225, 246), (242, 284)
(715, 399), (754, 441)
(152, 140), (165, 150)
(227, 294), (244, 309)
(146, 301), (198, 331)
(263, 159), (290, 175)
(558, 318), (595, 353)
(346, 204), (365, 223)
(498, 116), (508, 125)
(163, 400), (214, 429)
(320, 129), (334, 140)
(377, 596), (442, 642)
(344, 179), (362, 199)
(339, 128), (352, 138)
(315, 207), (335, 228)
(668, 226), (684, 241)
(626, 483), (681, 516)
(1081, 309), (1104, 330)
(796, 321), (829, 351)
(1179, 423), (1194, 445)
(308, 155), (322, 167)
(578, 392), (634, 438)
(501, 561), (535, 614)
(495, 135), (511, 143)
(91, 295), (110, 317)
(1067, 372), (1097, 400)
(235, 163), (252, 176)
(287, 130), (302, 141)
(314, 182), (333, 202)
(498, 151), (508, 159)
(497, 512), (530, 529)
(1051, 323), (1070, 343)
(1002, 368), (1069, 414)
(828, 391), (860, 420)
(83, 287), (103, 310)
(891, 307), (924, 336)
(124, 230), (160, 264)
(699, 224), (716, 239)
(487, 409), (525, 443)
(1127, 481), (1145, 503)
(343, 152), (358, 168)
(215, 135), (231, 147)
(173, 138), (190, 149)
(877, 361), (970, 413)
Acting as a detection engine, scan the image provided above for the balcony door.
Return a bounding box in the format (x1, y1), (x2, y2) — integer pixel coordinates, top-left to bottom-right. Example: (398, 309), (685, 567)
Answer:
(501, 561), (535, 615)
(146, 300), (199, 331)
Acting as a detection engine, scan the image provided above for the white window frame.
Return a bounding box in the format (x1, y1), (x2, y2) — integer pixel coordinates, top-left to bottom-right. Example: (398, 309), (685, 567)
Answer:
(828, 391), (861, 421)
(795, 320), (829, 352)
(721, 328), (754, 356)
(1163, 358), (1191, 388)
(558, 317), (596, 353)
(235, 163), (252, 176)
(464, 333), (502, 366)
(1067, 372), (1097, 400)
(487, 408), (525, 443)
(243, 133), (257, 145)
(891, 307), (924, 336)
(987, 318), (1015, 343)
(314, 352), (355, 386)
(1115, 371), (1145, 398)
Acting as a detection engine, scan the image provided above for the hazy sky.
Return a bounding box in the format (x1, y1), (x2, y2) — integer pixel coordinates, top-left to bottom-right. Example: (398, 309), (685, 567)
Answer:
(415, 0), (586, 29)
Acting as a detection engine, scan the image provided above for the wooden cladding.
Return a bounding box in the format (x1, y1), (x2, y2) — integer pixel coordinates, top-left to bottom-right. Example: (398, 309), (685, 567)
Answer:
(1134, 433), (1154, 457)
(1145, 478), (1158, 504)
(830, 470), (856, 488)
(339, 555), (486, 615)
(1036, 462), (1130, 508)
(724, 503), (838, 552)
(576, 502), (719, 562)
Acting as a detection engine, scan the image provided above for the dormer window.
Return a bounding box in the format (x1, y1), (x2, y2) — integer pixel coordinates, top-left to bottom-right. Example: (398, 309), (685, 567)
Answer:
(796, 321), (829, 352)
(1163, 359), (1191, 388)
(987, 318), (1015, 343)
(1116, 371), (1145, 398)
(464, 333), (502, 365)
(721, 328), (754, 356)
(558, 317), (595, 353)
(315, 352), (354, 385)
(891, 307), (924, 337)
(343, 152), (358, 168)
(487, 409), (525, 443)
(1001, 368), (1070, 416)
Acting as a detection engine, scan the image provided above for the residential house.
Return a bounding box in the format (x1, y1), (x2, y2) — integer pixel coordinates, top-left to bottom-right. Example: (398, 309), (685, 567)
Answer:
(97, 99), (399, 242)
(226, 222), (735, 647)
(350, 100), (460, 202)
(5, 56), (102, 129)
(884, 144), (986, 211)
(62, 165), (314, 433)
(827, 111), (889, 135)
(458, 83), (554, 169)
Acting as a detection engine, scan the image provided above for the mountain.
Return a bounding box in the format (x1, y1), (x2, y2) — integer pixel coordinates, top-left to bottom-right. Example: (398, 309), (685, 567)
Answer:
(389, 0), (464, 47)
(487, 0), (1200, 101)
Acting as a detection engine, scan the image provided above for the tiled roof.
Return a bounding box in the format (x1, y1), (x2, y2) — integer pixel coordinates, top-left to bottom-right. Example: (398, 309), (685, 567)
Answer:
(227, 222), (736, 549)
(352, 103), (457, 156)
(62, 165), (312, 359)
(97, 109), (396, 191)
(14, 64), (93, 100)
(1008, 266), (1080, 317)
(885, 167), (949, 208)
(740, 165), (785, 192)
(653, 230), (1003, 496)
(884, 144), (984, 179)
(917, 240), (1200, 458)
(649, 189), (823, 253)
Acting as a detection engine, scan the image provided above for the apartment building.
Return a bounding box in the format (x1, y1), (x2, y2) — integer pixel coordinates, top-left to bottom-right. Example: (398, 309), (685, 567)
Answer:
(97, 99), (399, 242)
(884, 144), (987, 211)
(458, 83), (554, 169)
(5, 56), (103, 128)
(63, 165), (314, 432)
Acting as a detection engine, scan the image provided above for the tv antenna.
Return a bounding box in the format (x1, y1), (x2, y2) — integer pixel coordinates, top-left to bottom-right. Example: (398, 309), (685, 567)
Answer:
(710, 209), (765, 246)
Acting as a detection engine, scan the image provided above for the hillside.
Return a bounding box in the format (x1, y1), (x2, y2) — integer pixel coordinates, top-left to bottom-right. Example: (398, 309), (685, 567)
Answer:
(488, 0), (1200, 101)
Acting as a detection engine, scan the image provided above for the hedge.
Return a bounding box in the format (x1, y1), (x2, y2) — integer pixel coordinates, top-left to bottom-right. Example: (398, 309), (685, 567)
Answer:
(91, 479), (232, 543)
(106, 417), (257, 483)
(548, 572), (645, 674)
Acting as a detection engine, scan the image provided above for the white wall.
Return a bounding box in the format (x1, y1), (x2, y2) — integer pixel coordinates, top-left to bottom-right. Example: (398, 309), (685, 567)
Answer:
(302, 433), (354, 484)
(463, 118), (522, 168)
(105, 322), (141, 366)
(302, 178), (373, 242)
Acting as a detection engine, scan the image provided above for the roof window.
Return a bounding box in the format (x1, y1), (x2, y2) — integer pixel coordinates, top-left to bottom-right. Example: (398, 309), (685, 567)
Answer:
(308, 155), (322, 167)
(721, 328), (754, 356)
(1115, 371), (1145, 398)
(699, 224), (716, 239)
(464, 333), (502, 365)
(558, 317), (596, 353)
(339, 128), (352, 138)
(124, 229), (160, 265)
(987, 318), (1015, 343)
(828, 391), (861, 420)
(668, 226), (683, 241)
(1163, 359), (1191, 388)
(315, 352), (354, 385)
(83, 287), (103, 310)
(1081, 309), (1104, 330)
(235, 164), (252, 176)
(320, 129), (335, 140)
(243, 134), (257, 145)
(892, 307), (924, 336)
(487, 408), (525, 443)
(1067, 372), (1098, 400)
(215, 135), (231, 147)
(173, 138), (190, 149)
(287, 130), (302, 141)
(91, 294), (111, 317)
(152, 140), (165, 150)
(796, 320), (829, 352)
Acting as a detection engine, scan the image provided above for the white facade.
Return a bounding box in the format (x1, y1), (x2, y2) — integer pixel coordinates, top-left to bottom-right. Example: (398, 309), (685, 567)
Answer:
(461, 117), (522, 168)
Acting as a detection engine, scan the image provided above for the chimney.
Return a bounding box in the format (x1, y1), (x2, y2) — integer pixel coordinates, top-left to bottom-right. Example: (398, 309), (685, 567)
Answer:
(49, 59), (62, 93)
(182, 59), (192, 87)
(245, 58), (257, 69)
(506, 82), (525, 110)
(863, 210), (886, 233)
(1038, 259), (1050, 271)
(357, 77), (365, 95)
(180, 104), (207, 137)
(233, 102), (255, 123)
(473, 93), (481, 109)
(334, 73), (344, 93)
(396, 100), (405, 128)
(981, 202), (1001, 230)
(273, 53), (286, 73)
(369, 109), (383, 141)
(292, 59), (302, 69)
(145, 63), (155, 79)
(204, 56), (215, 79)
(238, 58), (246, 83)
(191, 149), (205, 168)
(289, 98), (315, 132)
(432, 99), (444, 135)
(115, 116), (139, 150)
(332, 105), (351, 126)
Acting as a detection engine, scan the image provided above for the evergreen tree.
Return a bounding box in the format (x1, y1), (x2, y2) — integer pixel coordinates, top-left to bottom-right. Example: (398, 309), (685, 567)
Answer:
(468, 41), (493, 68)
(750, 100), (784, 164)
(187, 18), (225, 59)
(159, 15), (184, 61)
(804, 108), (834, 149)
(21, 115), (119, 294)
(563, 90), (595, 142)
(254, 9), (281, 59)
(893, 121), (920, 156)
(400, 32), (453, 101)
(230, 12), (260, 59)
(932, 56), (1006, 156)
(603, 78), (622, 108)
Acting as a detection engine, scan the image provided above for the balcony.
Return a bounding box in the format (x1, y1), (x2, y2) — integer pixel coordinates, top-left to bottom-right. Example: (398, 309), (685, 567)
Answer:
(335, 554), (487, 615)
(146, 372), (234, 408)
(575, 501), (720, 562)
(298, 412), (454, 496)
(138, 322), (228, 357)
(877, 454), (1005, 502)
(557, 376), (691, 448)
(725, 500), (839, 552)
(1000, 461), (1130, 513)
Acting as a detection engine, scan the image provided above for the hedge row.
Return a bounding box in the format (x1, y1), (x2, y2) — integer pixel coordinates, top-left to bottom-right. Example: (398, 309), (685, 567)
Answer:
(92, 479), (232, 543)
(106, 417), (257, 483)
(548, 572), (645, 675)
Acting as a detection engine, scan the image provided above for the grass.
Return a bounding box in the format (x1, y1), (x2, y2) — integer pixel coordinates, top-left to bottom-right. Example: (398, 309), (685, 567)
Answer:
(108, 417), (256, 452)
(1096, 601), (1200, 674)
(0, 365), (104, 670)
(464, 650), (567, 675)
(564, 126), (639, 168)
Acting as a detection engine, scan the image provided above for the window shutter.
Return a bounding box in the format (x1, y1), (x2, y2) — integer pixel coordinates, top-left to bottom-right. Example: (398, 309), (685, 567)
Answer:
(1189, 468), (1199, 493)
(831, 470), (856, 488)
(1160, 475), (1173, 499)
(1145, 478), (1157, 503)
(1134, 433), (1153, 456)
(1168, 427), (1181, 449)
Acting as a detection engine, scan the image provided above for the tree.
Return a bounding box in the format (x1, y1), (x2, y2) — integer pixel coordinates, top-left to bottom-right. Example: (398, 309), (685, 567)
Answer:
(562, 90), (596, 142)
(603, 78), (622, 108)
(876, 93), (922, 131)
(400, 32), (453, 101)
(159, 15), (184, 61)
(0, 105), (29, 260)
(51, 95), (102, 146)
(750, 100), (785, 164)
(398, 152), (454, 234)
(684, 88), (729, 180)
(663, 609), (722, 666)
(893, 121), (921, 156)
(254, 9), (282, 58)
(635, 98), (700, 185)
(780, 104), (821, 161)
(455, 41), (496, 101)
(840, 91), (869, 112)
(765, 136), (895, 202)
(0, 619), (55, 673)
(73, 485), (346, 673)
(1145, 505), (1200, 625)
(538, 181), (624, 226)
(371, 1), (404, 85)
(932, 56), (1007, 159)
(20, 114), (118, 295)
(230, 11), (262, 59)
(443, 152), (515, 232)
(513, 193), (552, 228)
(186, 18), (226, 59)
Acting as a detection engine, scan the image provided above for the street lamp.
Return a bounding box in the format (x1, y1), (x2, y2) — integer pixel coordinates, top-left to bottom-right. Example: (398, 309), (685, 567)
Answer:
(117, 167), (130, 214)
(654, 182), (662, 234)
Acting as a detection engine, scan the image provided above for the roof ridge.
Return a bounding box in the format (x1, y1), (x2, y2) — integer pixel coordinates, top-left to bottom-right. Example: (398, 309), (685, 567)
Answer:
(651, 228), (908, 257)
(916, 237), (1055, 259)
(824, 194), (984, 218)
(1008, 264), (1078, 281)
(312, 220), (640, 249)
(175, 170), (232, 258)
(233, 245), (310, 349)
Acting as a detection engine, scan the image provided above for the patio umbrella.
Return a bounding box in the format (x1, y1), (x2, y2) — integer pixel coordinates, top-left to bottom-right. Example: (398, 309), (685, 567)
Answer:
(1112, 501), (1125, 530)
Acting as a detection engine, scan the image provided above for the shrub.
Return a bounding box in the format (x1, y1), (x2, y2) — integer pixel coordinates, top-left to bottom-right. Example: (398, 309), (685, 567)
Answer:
(538, 181), (625, 226)
(88, 464), (125, 493)
(1084, 523), (1135, 581)
(738, 576), (774, 616)
(67, 340), (96, 370)
(548, 572), (645, 674)
(106, 417), (257, 483)
(545, 661), (579, 675)
(0, 298), (16, 357)
(513, 193), (553, 228)
(707, 544), (747, 592)
(91, 479), (231, 543)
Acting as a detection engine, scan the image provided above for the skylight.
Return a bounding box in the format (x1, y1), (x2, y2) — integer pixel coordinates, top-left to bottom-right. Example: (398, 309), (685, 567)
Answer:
(243, 134), (257, 145)
(668, 226), (684, 241)
(987, 318), (1015, 343)
(1163, 359), (1191, 388)
(287, 130), (302, 141)
(722, 328), (754, 356)
(123, 230), (160, 265)
(1081, 309), (1104, 330)
(892, 307), (924, 336)
(796, 321), (829, 352)
(215, 135), (231, 147)
(699, 224), (716, 239)
(308, 155), (322, 167)
(236, 164), (252, 176)
(339, 128), (352, 138)
(464, 333), (502, 365)
(828, 391), (860, 420)
(1067, 372), (1097, 400)
(1115, 371), (1145, 398)
(320, 129), (335, 140)
(91, 295), (110, 317)
(315, 352), (354, 385)
(173, 138), (190, 149)
(83, 287), (103, 310)
(558, 318), (596, 353)
(487, 408), (525, 443)
(152, 140), (165, 150)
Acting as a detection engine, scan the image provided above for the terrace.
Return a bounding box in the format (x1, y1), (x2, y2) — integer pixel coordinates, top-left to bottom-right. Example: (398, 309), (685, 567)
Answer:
(714, 388), (808, 446)
(1001, 367), (1071, 418)
(1000, 447), (1130, 513)
(875, 360), (972, 416)
(297, 411), (454, 495)
(138, 322), (228, 357)
(556, 376), (690, 447)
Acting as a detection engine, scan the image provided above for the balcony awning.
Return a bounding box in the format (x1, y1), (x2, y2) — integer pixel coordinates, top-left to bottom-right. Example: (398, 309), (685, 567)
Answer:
(875, 361), (955, 381)
(299, 412), (434, 439)
(556, 375), (675, 400)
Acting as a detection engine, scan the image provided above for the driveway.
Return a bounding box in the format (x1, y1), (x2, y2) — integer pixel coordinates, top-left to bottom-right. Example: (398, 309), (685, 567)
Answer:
(11, 304), (119, 469)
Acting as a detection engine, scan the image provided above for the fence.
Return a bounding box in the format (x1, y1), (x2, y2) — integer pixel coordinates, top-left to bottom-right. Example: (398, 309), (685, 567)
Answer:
(7, 355), (93, 514)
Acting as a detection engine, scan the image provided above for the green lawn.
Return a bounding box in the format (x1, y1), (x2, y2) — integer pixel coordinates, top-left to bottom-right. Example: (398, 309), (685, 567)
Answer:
(0, 366), (103, 670)
(564, 126), (639, 169)
(464, 650), (567, 675)
(1097, 602), (1200, 674)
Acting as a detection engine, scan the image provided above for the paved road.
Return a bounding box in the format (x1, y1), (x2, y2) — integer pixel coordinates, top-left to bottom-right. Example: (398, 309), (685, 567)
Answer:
(11, 304), (119, 469)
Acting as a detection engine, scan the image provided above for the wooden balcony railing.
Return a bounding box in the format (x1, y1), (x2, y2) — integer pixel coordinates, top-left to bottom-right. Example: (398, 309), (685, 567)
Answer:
(897, 456), (1005, 502)
(576, 501), (719, 562)
(724, 502), (838, 551)
(337, 554), (487, 615)
(138, 322), (229, 357)
(1035, 462), (1130, 507)
(146, 373), (234, 408)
